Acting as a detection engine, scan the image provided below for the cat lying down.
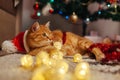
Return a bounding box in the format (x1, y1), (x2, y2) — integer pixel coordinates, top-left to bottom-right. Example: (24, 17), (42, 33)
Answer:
(25, 22), (105, 61)
(2, 21), (105, 61)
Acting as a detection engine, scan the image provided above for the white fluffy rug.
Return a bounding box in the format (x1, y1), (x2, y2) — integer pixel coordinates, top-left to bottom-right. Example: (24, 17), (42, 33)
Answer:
(0, 52), (120, 80)
(0, 53), (32, 80)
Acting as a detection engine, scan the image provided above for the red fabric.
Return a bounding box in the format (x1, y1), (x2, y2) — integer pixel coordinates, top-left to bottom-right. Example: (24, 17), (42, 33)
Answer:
(12, 32), (26, 52)
(89, 43), (120, 62)
(62, 32), (66, 44)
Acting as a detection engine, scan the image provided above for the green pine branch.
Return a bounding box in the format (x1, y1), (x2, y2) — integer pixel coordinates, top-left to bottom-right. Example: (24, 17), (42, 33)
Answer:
(37, 0), (120, 22)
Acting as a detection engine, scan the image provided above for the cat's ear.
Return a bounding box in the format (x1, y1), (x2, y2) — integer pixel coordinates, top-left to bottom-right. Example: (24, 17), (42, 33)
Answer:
(45, 21), (50, 28)
(31, 22), (40, 32)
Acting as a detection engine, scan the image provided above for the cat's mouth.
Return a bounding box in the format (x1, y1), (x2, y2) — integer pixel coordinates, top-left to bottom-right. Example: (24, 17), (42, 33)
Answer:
(38, 39), (53, 47)
(28, 38), (53, 49)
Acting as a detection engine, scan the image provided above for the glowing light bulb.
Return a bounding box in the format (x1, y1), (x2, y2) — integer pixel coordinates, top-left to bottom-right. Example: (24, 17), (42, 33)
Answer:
(107, 4), (111, 7)
(98, 11), (101, 15)
(74, 62), (90, 80)
(59, 11), (63, 15)
(65, 16), (69, 20)
(37, 12), (41, 16)
(76, 62), (89, 70)
(50, 0), (54, 3)
(32, 69), (45, 80)
(53, 42), (62, 50)
(35, 55), (42, 67)
(75, 69), (87, 80)
(44, 68), (63, 80)
(36, 51), (49, 65)
(86, 18), (90, 22)
(47, 58), (57, 68)
(45, 61), (68, 80)
(20, 54), (33, 68)
(73, 53), (82, 62)
(55, 60), (69, 74)
(50, 49), (63, 60)
(114, 4), (117, 8)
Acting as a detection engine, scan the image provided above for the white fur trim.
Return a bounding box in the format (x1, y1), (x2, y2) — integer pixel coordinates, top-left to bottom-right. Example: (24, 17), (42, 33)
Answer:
(1, 40), (17, 53)
(23, 30), (30, 52)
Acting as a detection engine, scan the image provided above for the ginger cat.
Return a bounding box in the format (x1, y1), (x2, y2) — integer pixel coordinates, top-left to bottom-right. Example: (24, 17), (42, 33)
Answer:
(26, 22), (105, 61)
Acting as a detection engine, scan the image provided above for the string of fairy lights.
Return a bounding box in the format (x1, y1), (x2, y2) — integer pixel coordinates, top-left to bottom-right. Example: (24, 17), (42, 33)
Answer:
(31, 0), (120, 23)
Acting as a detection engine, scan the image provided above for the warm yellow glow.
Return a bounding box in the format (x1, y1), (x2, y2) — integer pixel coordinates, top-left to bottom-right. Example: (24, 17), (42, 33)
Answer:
(20, 46), (91, 80)
(50, 49), (63, 60)
(47, 58), (57, 68)
(35, 55), (42, 67)
(36, 51), (49, 65)
(75, 69), (87, 80)
(73, 53), (82, 62)
(44, 68), (65, 80)
(20, 54), (33, 68)
(76, 62), (89, 70)
(114, 4), (117, 8)
(79, 70), (86, 76)
(53, 41), (62, 50)
(55, 60), (69, 74)
(75, 62), (90, 80)
(32, 70), (45, 80)
(81, 62), (89, 70)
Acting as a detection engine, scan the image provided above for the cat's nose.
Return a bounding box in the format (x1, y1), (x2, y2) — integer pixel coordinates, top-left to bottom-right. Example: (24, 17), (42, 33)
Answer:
(49, 37), (53, 41)
(50, 39), (53, 42)
(48, 38), (52, 42)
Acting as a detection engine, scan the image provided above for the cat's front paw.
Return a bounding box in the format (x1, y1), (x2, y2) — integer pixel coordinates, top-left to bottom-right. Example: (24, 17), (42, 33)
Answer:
(91, 48), (105, 62)
(95, 53), (105, 62)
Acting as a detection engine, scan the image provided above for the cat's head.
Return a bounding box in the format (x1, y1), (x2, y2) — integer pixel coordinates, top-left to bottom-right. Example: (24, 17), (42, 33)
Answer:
(26, 21), (53, 49)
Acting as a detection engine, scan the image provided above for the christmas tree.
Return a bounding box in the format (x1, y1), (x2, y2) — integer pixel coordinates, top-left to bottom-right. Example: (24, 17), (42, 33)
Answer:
(31, 0), (120, 36)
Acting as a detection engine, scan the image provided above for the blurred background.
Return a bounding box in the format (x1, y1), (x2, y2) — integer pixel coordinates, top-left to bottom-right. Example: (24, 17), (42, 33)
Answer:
(0, 0), (120, 48)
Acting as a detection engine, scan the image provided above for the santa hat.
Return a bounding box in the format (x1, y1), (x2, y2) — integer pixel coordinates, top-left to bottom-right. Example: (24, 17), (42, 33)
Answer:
(1, 30), (30, 53)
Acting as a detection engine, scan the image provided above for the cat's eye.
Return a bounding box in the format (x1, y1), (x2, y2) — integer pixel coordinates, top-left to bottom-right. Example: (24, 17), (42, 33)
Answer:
(42, 33), (47, 37)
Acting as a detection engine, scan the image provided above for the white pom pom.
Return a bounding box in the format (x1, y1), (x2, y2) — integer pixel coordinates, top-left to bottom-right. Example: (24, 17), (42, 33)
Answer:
(1, 40), (18, 53)
(42, 3), (52, 16)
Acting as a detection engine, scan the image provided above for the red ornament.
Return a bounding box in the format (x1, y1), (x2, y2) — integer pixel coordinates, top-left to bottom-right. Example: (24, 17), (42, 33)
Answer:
(49, 8), (54, 13)
(35, 4), (39, 9)
(107, 0), (117, 3)
(111, 51), (118, 60)
(89, 43), (120, 62)
(33, 2), (39, 10)
(117, 52), (120, 61)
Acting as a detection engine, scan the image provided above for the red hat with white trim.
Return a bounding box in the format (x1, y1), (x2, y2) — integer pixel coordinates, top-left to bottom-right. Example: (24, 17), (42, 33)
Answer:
(1, 21), (50, 54)
(1, 30), (29, 53)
